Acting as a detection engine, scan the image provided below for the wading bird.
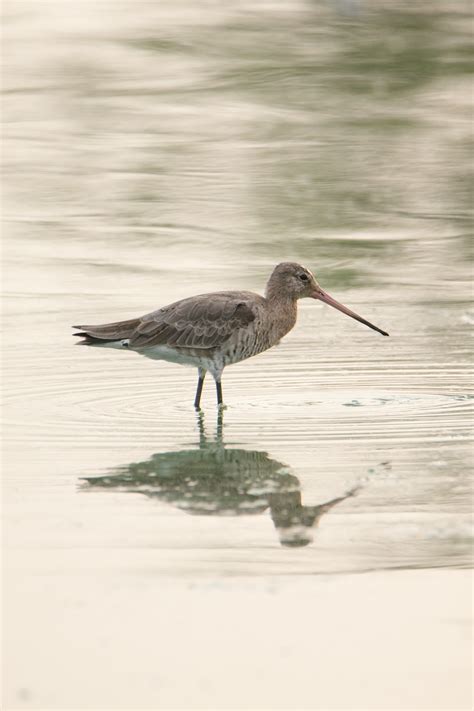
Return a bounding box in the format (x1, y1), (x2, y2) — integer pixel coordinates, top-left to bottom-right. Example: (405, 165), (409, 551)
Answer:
(73, 262), (388, 408)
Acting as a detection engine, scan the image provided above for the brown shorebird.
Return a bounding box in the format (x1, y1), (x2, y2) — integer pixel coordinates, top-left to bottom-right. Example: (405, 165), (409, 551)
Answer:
(73, 262), (388, 408)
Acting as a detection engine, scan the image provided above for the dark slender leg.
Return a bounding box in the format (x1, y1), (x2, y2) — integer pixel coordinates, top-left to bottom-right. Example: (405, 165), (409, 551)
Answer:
(216, 380), (223, 407)
(194, 369), (206, 409)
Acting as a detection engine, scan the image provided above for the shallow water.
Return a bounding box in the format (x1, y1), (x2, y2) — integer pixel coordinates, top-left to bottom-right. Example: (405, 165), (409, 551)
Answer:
(3, 1), (473, 709)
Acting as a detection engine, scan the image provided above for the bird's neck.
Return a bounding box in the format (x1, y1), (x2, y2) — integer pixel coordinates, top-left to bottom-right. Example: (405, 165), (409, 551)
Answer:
(264, 291), (298, 338)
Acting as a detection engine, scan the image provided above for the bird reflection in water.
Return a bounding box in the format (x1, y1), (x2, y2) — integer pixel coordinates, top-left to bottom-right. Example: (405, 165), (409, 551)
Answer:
(81, 413), (359, 547)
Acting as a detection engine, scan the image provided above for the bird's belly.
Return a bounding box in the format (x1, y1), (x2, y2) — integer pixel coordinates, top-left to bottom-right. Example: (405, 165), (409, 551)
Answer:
(138, 345), (211, 369)
(135, 325), (278, 375)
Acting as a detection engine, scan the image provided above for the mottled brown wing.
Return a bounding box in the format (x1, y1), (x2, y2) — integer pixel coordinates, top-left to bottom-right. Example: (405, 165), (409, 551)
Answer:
(129, 292), (257, 350)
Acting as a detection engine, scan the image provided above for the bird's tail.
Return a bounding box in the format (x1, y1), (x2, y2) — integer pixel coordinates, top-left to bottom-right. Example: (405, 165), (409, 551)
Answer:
(73, 318), (140, 346)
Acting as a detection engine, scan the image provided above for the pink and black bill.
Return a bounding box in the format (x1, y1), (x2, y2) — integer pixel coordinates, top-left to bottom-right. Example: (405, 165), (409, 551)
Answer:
(312, 288), (389, 337)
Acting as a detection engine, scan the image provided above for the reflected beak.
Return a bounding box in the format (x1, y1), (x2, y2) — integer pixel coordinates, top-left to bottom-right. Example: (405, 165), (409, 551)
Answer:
(311, 288), (389, 336)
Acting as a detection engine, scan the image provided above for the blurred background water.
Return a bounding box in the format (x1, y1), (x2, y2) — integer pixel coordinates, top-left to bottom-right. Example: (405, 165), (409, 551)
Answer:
(3, 1), (473, 709)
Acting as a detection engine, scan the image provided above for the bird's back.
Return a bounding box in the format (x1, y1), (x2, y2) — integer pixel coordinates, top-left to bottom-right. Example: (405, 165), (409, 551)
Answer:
(74, 290), (265, 351)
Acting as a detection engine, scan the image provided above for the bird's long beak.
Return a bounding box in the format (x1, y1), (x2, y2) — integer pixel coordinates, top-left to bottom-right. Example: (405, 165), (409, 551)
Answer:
(311, 288), (389, 336)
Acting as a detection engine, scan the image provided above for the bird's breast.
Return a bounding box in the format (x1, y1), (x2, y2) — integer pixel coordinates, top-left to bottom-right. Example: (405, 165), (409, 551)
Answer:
(221, 309), (296, 365)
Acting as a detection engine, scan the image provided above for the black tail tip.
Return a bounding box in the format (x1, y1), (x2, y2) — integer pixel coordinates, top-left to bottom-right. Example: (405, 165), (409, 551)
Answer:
(73, 332), (100, 344)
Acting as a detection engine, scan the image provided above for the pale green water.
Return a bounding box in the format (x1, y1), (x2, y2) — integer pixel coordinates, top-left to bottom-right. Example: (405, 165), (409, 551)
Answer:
(3, 2), (473, 709)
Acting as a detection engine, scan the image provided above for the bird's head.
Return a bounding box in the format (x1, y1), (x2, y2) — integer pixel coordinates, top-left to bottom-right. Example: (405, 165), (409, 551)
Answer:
(267, 262), (389, 336)
(267, 262), (320, 299)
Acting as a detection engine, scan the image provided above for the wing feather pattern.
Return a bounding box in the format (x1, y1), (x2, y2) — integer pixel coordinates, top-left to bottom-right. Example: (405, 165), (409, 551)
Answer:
(129, 292), (258, 350)
(73, 292), (259, 350)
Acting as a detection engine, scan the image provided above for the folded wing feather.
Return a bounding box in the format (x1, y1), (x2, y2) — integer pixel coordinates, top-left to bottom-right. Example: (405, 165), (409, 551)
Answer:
(74, 292), (258, 350)
(130, 293), (257, 349)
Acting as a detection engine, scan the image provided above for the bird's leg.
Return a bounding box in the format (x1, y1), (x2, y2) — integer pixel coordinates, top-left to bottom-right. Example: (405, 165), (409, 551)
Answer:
(194, 368), (206, 410)
(215, 379), (224, 408)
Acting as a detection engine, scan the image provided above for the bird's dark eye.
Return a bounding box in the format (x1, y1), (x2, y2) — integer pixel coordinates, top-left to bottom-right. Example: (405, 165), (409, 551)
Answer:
(298, 273), (309, 281)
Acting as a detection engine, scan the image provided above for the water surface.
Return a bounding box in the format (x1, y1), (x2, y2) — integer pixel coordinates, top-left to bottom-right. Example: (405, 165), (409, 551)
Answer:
(3, 1), (472, 709)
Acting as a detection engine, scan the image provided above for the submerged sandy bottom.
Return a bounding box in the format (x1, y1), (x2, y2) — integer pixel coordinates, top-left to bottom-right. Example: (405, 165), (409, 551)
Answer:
(4, 565), (472, 710)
